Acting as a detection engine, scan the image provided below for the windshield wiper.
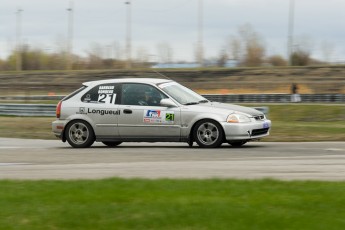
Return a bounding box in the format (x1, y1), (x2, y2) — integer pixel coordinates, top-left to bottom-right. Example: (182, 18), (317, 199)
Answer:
(184, 102), (199, 105)
(184, 100), (209, 105)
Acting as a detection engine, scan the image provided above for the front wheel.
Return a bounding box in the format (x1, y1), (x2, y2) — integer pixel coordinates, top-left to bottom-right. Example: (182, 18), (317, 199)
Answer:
(65, 120), (95, 148)
(193, 120), (224, 148)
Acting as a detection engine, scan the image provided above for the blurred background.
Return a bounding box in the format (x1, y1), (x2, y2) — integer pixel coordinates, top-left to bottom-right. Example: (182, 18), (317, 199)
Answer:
(0, 0), (344, 97)
(0, 0), (344, 141)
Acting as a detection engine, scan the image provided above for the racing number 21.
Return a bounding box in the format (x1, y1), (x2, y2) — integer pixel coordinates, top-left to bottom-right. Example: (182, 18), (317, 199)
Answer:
(98, 93), (117, 104)
(166, 113), (174, 121)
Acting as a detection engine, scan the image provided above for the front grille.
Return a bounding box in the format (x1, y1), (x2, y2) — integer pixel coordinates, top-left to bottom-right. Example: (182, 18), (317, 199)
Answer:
(251, 128), (269, 136)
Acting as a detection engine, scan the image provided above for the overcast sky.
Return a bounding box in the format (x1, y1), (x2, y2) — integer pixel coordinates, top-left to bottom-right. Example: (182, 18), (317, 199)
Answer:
(0, 0), (344, 62)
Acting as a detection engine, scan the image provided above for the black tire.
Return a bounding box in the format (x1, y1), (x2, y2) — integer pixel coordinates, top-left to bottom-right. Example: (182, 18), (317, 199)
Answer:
(193, 119), (224, 148)
(65, 120), (95, 148)
(102, 141), (122, 147)
(228, 140), (247, 147)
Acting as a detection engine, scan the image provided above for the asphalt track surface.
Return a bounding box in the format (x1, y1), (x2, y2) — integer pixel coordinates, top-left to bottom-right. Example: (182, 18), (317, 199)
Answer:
(0, 138), (344, 181)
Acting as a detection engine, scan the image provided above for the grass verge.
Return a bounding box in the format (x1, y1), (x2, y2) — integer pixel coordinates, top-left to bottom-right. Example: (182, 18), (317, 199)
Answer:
(0, 104), (344, 141)
(1, 178), (345, 230)
(0, 116), (55, 139)
(265, 104), (345, 141)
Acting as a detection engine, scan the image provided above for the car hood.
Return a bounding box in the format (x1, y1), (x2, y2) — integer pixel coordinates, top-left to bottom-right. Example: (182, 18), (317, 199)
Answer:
(185, 102), (263, 116)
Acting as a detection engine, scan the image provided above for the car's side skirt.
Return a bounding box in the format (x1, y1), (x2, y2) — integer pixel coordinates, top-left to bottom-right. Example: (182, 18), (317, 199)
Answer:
(96, 135), (185, 142)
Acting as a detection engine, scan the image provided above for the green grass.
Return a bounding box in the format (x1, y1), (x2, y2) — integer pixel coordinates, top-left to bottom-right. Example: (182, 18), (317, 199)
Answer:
(0, 104), (344, 141)
(0, 116), (55, 139)
(265, 104), (345, 141)
(1, 178), (345, 230)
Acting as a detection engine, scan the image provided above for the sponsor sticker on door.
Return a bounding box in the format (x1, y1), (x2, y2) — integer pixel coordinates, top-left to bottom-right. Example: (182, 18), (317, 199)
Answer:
(143, 110), (174, 124)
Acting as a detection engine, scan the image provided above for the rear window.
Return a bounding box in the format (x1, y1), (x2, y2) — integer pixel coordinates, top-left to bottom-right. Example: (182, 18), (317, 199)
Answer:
(81, 83), (121, 104)
(63, 86), (87, 101)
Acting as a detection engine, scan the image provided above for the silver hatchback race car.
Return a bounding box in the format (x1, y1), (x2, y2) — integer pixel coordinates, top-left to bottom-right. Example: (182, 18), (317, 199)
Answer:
(52, 78), (271, 148)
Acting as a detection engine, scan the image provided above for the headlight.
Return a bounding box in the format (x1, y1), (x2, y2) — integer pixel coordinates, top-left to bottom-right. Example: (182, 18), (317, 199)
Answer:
(227, 112), (251, 123)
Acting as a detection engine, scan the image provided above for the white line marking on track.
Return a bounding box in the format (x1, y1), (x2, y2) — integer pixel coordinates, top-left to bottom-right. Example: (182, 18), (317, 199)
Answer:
(325, 148), (344, 152)
(0, 163), (31, 166)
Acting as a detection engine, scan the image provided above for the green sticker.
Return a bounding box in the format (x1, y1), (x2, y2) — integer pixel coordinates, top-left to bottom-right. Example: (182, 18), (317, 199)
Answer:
(166, 113), (174, 121)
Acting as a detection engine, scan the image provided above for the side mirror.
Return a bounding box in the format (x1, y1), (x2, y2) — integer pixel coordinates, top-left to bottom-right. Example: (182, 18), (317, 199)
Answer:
(160, 98), (177, 108)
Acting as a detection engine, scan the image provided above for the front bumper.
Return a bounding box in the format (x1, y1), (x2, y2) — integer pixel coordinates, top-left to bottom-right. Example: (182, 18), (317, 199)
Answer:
(221, 119), (271, 141)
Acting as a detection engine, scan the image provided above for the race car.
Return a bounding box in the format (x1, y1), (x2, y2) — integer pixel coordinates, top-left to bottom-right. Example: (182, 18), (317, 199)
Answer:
(52, 78), (271, 148)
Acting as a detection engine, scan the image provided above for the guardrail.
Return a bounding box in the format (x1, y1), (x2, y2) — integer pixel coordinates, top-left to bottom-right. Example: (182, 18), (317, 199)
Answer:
(1, 93), (344, 117)
(0, 95), (64, 101)
(203, 94), (345, 103)
(0, 104), (56, 116)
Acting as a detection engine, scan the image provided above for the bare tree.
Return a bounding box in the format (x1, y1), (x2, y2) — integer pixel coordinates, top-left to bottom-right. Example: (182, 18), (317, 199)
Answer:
(136, 46), (149, 64)
(112, 41), (123, 60)
(217, 49), (228, 67)
(267, 55), (288, 66)
(227, 35), (241, 62)
(85, 42), (104, 69)
(239, 24), (265, 66)
(290, 35), (314, 66)
(321, 41), (335, 64)
(226, 24), (266, 67)
(157, 42), (173, 64)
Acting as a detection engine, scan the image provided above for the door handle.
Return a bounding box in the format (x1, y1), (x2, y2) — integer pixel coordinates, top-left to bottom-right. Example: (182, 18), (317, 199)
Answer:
(123, 109), (132, 114)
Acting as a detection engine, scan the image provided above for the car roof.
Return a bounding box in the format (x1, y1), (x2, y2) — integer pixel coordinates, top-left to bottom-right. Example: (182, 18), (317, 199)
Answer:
(83, 78), (173, 87)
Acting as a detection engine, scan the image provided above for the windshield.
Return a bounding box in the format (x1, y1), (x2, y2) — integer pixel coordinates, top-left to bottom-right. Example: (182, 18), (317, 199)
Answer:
(158, 82), (208, 105)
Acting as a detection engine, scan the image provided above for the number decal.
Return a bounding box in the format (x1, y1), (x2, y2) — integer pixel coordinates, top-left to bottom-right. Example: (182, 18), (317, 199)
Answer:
(166, 113), (174, 121)
(98, 94), (107, 103)
(98, 93), (117, 104)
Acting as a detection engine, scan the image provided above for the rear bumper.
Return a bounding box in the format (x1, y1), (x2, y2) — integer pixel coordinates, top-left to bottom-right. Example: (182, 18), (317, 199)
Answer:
(221, 120), (271, 141)
(52, 120), (68, 139)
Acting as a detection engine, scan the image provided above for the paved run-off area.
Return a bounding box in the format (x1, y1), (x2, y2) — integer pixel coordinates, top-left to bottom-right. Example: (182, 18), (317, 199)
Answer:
(0, 138), (344, 181)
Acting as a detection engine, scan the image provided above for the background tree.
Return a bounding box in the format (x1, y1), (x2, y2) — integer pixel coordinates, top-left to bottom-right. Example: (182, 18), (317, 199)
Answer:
(217, 49), (228, 67)
(321, 41), (335, 64)
(291, 49), (311, 66)
(157, 42), (173, 64)
(135, 47), (150, 66)
(226, 24), (266, 67)
(227, 35), (241, 62)
(267, 55), (287, 66)
(290, 35), (314, 66)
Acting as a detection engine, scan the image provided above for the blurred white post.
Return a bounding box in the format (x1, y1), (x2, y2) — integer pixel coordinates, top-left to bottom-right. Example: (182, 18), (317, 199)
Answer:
(287, 0), (295, 65)
(125, 1), (132, 69)
(67, 1), (74, 70)
(197, 0), (204, 67)
(16, 8), (23, 71)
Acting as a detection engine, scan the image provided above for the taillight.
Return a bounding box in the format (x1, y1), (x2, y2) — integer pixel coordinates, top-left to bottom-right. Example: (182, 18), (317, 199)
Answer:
(56, 100), (62, 118)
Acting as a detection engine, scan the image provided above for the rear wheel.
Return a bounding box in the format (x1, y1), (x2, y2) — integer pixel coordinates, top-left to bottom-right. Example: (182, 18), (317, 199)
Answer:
(193, 120), (223, 148)
(102, 141), (122, 147)
(65, 120), (95, 148)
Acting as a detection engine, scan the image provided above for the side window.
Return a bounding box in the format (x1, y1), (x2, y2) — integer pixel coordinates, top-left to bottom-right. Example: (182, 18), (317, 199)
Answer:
(81, 83), (120, 104)
(121, 83), (168, 106)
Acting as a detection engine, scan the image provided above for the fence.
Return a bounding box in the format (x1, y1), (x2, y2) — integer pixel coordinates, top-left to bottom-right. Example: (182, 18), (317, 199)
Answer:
(203, 94), (345, 103)
(1, 93), (344, 117)
(0, 104), (56, 116)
